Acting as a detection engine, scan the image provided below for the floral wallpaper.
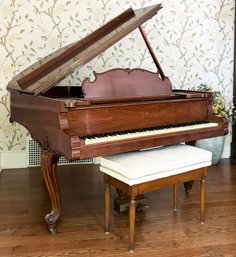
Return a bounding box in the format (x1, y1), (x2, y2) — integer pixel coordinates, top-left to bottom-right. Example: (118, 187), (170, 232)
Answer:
(0, 0), (234, 154)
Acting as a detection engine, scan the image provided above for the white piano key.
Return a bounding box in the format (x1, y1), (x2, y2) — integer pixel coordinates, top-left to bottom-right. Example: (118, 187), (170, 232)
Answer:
(84, 122), (219, 145)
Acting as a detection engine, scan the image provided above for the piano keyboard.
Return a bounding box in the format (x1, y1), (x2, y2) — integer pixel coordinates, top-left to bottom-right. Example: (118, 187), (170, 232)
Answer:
(83, 121), (218, 145)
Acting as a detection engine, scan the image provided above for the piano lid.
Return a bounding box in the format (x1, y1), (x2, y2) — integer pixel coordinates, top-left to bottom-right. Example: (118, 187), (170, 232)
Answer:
(7, 3), (163, 95)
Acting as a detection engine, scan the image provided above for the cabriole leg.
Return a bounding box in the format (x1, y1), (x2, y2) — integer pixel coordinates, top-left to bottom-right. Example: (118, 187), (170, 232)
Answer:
(41, 150), (60, 234)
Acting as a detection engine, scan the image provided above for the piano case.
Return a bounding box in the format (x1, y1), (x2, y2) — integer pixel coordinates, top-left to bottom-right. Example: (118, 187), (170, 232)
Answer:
(7, 3), (228, 232)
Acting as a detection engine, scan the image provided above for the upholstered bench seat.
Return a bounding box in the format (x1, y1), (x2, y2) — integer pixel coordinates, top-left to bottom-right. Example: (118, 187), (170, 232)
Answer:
(100, 144), (212, 252)
(100, 144), (212, 185)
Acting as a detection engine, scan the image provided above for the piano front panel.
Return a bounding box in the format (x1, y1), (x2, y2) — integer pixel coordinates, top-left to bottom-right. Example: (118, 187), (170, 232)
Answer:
(67, 99), (209, 136)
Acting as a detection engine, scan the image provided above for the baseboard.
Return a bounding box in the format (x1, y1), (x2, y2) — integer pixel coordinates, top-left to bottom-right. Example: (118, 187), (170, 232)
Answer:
(0, 151), (27, 169)
(0, 150), (99, 170)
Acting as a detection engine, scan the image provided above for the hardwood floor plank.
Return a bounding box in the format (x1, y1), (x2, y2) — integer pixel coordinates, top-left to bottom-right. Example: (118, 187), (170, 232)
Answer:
(0, 160), (236, 256)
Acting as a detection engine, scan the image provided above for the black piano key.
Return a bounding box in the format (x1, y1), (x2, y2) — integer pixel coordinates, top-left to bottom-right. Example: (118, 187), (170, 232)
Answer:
(81, 120), (213, 140)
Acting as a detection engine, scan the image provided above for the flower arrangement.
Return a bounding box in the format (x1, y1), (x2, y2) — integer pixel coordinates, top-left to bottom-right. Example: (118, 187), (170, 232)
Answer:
(194, 84), (234, 119)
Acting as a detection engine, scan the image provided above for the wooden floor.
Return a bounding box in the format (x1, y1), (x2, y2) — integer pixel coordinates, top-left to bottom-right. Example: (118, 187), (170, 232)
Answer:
(0, 160), (236, 257)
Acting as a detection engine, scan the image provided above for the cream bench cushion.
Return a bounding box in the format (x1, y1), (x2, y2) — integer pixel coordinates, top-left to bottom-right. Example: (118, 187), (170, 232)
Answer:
(100, 144), (212, 185)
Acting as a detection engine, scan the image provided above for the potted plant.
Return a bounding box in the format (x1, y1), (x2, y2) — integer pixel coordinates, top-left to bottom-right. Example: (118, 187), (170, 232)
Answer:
(194, 84), (234, 165)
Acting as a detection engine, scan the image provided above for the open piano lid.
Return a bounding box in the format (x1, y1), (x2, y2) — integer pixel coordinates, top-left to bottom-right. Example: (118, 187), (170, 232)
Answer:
(7, 3), (163, 95)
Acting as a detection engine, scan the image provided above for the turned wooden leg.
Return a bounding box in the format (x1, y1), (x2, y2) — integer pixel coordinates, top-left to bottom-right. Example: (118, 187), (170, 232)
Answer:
(173, 185), (177, 211)
(200, 176), (206, 224)
(129, 196), (136, 253)
(41, 150), (60, 234)
(105, 180), (111, 234)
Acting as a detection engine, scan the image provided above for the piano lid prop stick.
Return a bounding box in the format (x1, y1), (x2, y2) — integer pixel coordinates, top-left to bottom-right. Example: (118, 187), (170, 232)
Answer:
(139, 26), (165, 80)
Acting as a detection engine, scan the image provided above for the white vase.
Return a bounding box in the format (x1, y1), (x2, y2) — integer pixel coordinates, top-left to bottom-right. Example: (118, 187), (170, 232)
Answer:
(195, 136), (225, 165)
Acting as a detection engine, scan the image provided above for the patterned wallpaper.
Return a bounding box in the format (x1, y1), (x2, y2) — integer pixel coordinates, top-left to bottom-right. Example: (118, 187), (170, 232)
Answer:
(0, 0), (234, 153)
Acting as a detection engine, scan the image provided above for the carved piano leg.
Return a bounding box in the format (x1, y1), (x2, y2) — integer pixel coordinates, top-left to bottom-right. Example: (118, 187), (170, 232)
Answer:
(41, 150), (60, 234)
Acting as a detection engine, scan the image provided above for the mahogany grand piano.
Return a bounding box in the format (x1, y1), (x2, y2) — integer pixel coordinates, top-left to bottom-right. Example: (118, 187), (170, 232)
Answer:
(7, 4), (228, 233)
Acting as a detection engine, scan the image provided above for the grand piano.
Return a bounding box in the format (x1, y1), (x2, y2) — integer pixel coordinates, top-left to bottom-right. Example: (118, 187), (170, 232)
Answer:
(7, 4), (228, 233)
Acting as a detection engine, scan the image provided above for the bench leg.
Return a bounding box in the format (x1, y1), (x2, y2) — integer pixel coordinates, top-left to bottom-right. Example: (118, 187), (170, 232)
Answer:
(173, 185), (177, 211)
(200, 176), (206, 224)
(105, 182), (111, 234)
(129, 196), (136, 252)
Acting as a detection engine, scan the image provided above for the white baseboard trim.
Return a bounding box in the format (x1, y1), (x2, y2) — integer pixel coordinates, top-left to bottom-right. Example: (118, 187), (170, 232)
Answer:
(0, 151), (27, 170)
(0, 150), (99, 170)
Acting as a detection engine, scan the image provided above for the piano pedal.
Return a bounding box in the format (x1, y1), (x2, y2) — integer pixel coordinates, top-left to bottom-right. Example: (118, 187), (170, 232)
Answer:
(113, 194), (148, 213)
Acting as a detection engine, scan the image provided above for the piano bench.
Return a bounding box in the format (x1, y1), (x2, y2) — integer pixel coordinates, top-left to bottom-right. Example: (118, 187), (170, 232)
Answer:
(99, 144), (212, 252)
